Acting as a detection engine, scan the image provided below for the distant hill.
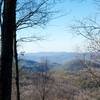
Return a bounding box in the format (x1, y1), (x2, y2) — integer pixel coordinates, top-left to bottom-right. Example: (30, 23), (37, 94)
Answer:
(19, 59), (40, 72)
(63, 59), (100, 71)
(18, 59), (61, 72)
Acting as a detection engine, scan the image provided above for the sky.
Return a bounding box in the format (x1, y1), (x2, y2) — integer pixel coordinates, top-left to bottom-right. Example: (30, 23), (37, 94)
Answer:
(17, 0), (97, 53)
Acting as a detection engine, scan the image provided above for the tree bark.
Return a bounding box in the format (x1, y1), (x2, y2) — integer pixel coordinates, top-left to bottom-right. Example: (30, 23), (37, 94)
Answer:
(0, 0), (16, 99)
(14, 33), (20, 100)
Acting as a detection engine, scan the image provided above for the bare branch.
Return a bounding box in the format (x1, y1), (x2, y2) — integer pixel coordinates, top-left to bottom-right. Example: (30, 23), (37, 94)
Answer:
(17, 35), (44, 42)
(16, 0), (51, 30)
(71, 17), (100, 51)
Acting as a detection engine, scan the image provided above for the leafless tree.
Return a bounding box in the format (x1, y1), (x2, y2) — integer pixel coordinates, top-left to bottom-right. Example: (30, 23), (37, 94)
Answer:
(12, 1), (58, 100)
(0, 0), (17, 100)
(32, 59), (55, 100)
(70, 0), (100, 89)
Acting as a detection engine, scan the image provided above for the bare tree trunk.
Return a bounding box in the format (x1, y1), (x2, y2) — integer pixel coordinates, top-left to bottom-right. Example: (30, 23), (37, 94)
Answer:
(42, 96), (45, 100)
(0, 0), (3, 35)
(0, 0), (3, 26)
(0, 0), (3, 99)
(0, 0), (16, 99)
(14, 32), (20, 100)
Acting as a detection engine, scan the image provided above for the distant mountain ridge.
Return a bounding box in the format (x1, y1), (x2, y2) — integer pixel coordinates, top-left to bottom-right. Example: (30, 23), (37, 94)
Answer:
(19, 52), (90, 64)
(18, 52), (100, 72)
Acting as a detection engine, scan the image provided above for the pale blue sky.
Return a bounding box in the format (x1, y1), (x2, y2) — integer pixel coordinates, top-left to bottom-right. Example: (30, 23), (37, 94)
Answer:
(17, 0), (97, 53)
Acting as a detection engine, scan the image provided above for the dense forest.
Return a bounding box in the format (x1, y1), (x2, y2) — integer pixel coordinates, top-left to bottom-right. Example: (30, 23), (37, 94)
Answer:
(0, 0), (100, 100)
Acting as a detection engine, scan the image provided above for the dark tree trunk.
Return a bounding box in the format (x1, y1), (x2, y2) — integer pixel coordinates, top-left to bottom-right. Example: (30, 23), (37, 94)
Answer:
(0, 0), (3, 25)
(14, 33), (20, 100)
(0, 0), (3, 34)
(0, 0), (16, 99)
(0, 0), (3, 99)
